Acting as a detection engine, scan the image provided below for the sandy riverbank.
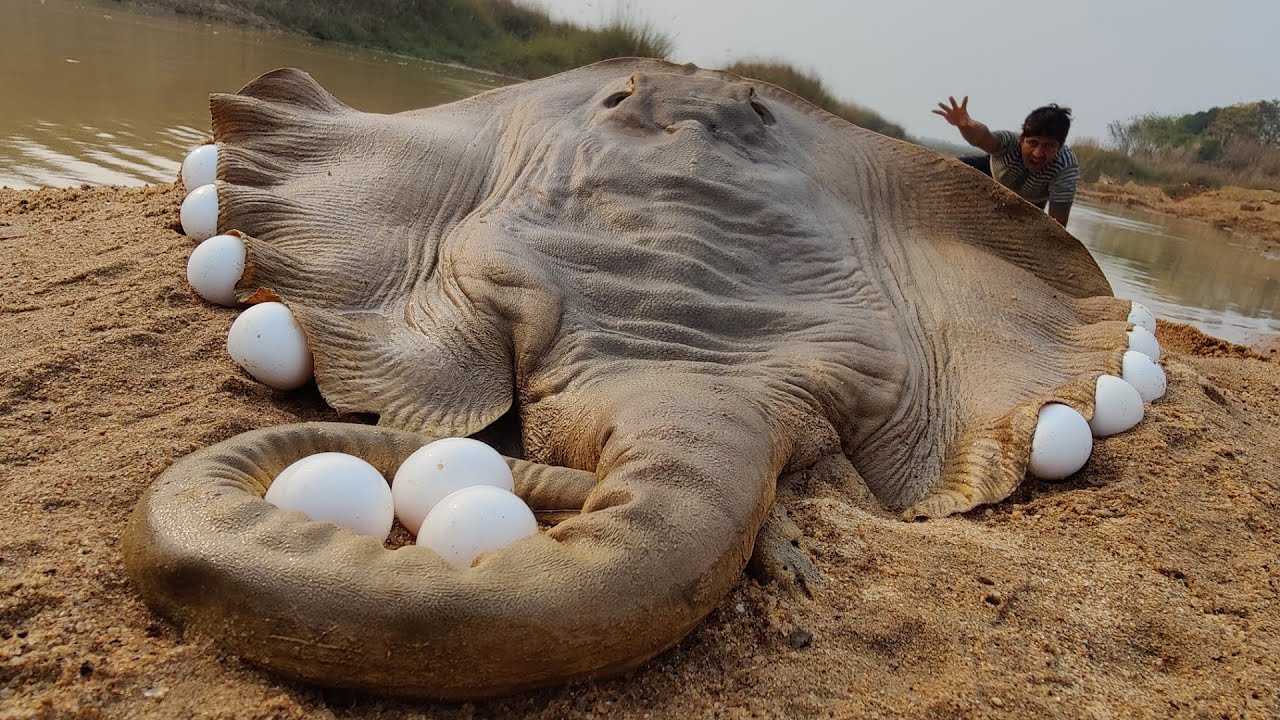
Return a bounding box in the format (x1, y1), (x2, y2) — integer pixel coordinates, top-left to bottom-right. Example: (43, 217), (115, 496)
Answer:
(1079, 181), (1280, 250)
(1, 184), (1278, 718)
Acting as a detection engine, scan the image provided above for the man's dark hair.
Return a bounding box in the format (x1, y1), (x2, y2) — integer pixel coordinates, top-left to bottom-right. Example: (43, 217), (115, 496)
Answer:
(1022, 104), (1072, 144)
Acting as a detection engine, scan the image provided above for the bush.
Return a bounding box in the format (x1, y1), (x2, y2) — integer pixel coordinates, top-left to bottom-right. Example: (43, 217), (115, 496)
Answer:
(1196, 137), (1223, 163)
(579, 18), (674, 60)
(1068, 141), (1153, 183)
(480, 0), (545, 40)
(725, 61), (906, 139)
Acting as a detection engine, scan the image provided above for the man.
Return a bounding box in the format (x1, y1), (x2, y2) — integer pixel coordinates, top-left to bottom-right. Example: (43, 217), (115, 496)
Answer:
(933, 96), (1079, 226)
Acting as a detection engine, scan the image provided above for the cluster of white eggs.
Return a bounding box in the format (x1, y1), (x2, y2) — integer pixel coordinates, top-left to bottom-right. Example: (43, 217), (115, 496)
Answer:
(180, 144), (315, 390)
(266, 437), (539, 566)
(1027, 302), (1167, 480)
(178, 145), (536, 565)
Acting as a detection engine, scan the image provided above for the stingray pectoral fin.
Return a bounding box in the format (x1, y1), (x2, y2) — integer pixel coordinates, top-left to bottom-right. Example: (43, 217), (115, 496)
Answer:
(124, 417), (777, 699)
(903, 374), (1097, 519)
(903, 295), (1163, 520)
(208, 66), (505, 316)
(223, 231), (512, 438)
(233, 68), (349, 113)
(850, 233), (1140, 516)
(305, 305), (513, 437)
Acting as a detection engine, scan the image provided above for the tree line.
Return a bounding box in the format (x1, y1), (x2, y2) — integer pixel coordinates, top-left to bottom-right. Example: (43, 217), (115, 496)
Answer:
(1070, 100), (1280, 191)
(1106, 100), (1280, 172)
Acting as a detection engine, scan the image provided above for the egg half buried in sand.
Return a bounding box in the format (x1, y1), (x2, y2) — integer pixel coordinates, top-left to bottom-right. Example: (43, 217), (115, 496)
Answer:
(1027, 403), (1093, 480)
(226, 302), (314, 390)
(179, 183), (218, 241)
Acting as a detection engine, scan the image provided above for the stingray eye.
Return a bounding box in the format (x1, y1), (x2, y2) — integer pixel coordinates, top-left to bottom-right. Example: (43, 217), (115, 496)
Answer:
(603, 91), (631, 109)
(750, 97), (775, 126)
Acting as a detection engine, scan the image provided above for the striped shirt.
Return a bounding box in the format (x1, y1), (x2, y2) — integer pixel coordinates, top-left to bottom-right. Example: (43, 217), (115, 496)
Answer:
(989, 130), (1079, 209)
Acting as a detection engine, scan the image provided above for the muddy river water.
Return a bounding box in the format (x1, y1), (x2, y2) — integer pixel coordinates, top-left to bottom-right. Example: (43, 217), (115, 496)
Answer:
(4, 0), (1276, 344)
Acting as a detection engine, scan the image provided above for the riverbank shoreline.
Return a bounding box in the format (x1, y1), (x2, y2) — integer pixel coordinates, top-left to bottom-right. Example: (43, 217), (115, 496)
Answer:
(98, 0), (675, 81)
(1078, 181), (1280, 250)
(99, 0), (526, 84)
(2, 183), (1279, 717)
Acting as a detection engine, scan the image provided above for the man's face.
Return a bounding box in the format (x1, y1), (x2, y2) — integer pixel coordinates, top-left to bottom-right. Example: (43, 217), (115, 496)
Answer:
(1019, 135), (1062, 172)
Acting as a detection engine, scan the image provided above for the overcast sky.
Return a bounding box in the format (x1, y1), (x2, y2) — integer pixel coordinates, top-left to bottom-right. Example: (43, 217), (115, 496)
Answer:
(531, 0), (1280, 144)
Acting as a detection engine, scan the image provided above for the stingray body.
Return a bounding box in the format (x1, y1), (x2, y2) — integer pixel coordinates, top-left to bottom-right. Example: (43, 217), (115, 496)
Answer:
(124, 59), (1135, 698)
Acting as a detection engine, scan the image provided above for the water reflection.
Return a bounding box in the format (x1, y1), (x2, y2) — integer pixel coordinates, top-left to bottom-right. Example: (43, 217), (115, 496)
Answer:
(1069, 201), (1280, 344)
(0, 0), (505, 189)
(3, 120), (205, 188)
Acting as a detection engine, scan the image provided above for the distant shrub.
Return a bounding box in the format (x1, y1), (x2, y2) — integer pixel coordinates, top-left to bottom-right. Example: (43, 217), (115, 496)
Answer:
(726, 61), (906, 139)
(1073, 140), (1155, 183)
(480, 0), (545, 40)
(1196, 137), (1223, 163)
(580, 18), (674, 60)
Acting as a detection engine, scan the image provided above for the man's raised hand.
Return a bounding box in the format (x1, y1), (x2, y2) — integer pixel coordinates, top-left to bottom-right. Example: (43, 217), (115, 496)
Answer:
(932, 96), (973, 128)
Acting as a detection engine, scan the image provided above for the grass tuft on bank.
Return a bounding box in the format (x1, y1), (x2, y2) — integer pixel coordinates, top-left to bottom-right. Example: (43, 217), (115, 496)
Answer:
(726, 61), (907, 139)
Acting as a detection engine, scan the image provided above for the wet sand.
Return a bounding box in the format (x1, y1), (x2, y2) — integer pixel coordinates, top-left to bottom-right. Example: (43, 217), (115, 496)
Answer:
(1, 184), (1278, 718)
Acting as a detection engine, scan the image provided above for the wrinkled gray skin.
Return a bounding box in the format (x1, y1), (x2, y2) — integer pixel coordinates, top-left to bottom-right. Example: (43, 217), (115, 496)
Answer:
(125, 59), (1132, 699)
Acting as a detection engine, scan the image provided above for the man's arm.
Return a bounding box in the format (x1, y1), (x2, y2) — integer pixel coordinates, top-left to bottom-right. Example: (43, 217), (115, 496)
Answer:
(1047, 152), (1080, 226)
(932, 96), (1001, 154)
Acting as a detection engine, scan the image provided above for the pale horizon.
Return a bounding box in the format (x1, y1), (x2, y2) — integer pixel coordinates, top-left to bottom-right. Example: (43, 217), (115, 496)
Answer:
(531, 0), (1280, 145)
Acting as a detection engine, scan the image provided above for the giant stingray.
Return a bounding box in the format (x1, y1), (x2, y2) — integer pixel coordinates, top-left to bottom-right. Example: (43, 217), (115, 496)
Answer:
(124, 59), (1163, 699)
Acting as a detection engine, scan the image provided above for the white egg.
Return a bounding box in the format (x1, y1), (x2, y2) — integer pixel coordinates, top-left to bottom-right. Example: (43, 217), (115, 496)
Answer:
(1089, 374), (1145, 437)
(264, 452), (394, 539)
(1121, 350), (1167, 403)
(1127, 301), (1157, 333)
(181, 144), (218, 193)
(180, 183), (219, 241)
(391, 437), (513, 536)
(1027, 403), (1093, 480)
(417, 485), (537, 568)
(186, 234), (246, 306)
(1127, 325), (1161, 361)
(226, 302), (313, 390)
